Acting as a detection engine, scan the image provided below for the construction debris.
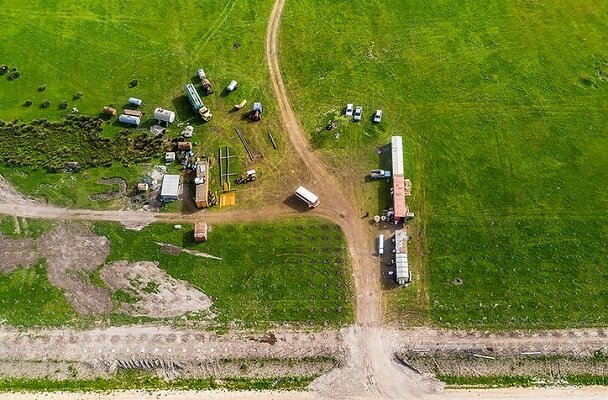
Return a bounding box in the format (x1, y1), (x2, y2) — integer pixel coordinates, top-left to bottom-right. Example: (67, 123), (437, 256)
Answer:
(235, 127), (255, 160)
(235, 169), (257, 184)
(268, 132), (277, 149)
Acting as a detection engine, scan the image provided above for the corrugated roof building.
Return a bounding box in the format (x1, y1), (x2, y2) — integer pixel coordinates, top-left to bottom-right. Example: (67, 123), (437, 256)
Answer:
(394, 229), (411, 285)
(391, 136), (407, 221)
(160, 175), (180, 202)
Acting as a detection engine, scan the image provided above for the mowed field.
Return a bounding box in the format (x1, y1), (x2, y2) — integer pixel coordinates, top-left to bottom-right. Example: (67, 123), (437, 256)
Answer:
(0, 0), (298, 209)
(281, 0), (608, 328)
(0, 216), (353, 328)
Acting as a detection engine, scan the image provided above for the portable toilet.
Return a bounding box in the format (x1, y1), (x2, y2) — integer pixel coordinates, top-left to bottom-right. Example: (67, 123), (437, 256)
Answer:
(226, 80), (238, 92)
(378, 234), (384, 255)
(153, 107), (176, 124)
(128, 97), (143, 107)
(118, 114), (140, 126)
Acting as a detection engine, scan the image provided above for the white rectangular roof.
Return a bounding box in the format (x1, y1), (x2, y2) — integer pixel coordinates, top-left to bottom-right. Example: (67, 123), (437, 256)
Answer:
(295, 186), (319, 204)
(394, 229), (409, 282)
(391, 136), (404, 176)
(161, 174), (180, 197)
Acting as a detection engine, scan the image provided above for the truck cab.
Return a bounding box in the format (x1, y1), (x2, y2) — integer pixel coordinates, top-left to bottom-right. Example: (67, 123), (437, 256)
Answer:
(370, 169), (391, 179)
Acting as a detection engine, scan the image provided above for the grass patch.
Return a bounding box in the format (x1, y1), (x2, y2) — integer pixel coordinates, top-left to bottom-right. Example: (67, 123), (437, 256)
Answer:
(0, 216), (55, 238)
(0, 0), (294, 209)
(440, 375), (608, 388)
(94, 218), (354, 328)
(281, 0), (608, 328)
(0, 371), (315, 392)
(0, 261), (77, 327)
(112, 289), (140, 305)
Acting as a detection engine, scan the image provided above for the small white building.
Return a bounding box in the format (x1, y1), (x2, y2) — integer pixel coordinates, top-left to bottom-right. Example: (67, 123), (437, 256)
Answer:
(154, 107), (176, 124)
(165, 152), (176, 163)
(118, 114), (140, 126)
(226, 80), (238, 92)
(160, 175), (180, 202)
(128, 97), (143, 107)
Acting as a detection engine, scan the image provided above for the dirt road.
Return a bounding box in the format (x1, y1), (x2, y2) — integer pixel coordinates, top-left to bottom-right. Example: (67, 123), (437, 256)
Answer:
(4, 387), (608, 400)
(265, 0), (437, 397)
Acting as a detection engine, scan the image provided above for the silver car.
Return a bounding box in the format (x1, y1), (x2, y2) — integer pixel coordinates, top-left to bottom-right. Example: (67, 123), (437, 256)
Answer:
(354, 106), (362, 121)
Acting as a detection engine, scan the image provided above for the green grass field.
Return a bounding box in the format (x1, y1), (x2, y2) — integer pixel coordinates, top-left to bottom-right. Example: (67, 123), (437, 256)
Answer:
(96, 219), (354, 328)
(281, 0), (608, 328)
(0, 0), (292, 209)
(0, 216), (354, 328)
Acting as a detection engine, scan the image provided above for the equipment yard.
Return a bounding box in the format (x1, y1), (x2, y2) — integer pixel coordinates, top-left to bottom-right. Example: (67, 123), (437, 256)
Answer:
(0, 0), (607, 398)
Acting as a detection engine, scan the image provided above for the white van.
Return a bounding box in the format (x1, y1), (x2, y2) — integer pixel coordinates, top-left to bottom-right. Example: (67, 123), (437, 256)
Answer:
(295, 186), (320, 208)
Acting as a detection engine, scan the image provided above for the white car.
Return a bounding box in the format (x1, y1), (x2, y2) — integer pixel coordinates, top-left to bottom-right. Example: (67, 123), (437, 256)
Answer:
(353, 106), (362, 121)
(345, 103), (354, 117)
(373, 110), (383, 123)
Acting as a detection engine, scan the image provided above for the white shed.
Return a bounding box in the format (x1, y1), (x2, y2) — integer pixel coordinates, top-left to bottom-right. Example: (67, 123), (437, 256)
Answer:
(128, 97), (143, 107)
(226, 80), (238, 92)
(118, 114), (140, 126)
(160, 175), (180, 202)
(154, 107), (176, 124)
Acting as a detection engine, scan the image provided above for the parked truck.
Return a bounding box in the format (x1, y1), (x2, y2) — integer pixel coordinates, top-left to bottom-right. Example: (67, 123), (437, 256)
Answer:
(369, 169), (391, 179)
(197, 69), (214, 95)
(184, 83), (212, 121)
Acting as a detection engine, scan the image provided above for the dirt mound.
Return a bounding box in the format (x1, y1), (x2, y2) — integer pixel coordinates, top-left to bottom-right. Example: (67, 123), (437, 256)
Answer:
(0, 235), (39, 273)
(100, 261), (212, 318)
(37, 224), (112, 315)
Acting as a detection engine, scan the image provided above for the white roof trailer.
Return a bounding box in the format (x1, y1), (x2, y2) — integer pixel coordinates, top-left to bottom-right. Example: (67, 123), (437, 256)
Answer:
(391, 136), (404, 176)
(295, 186), (320, 208)
(394, 229), (411, 285)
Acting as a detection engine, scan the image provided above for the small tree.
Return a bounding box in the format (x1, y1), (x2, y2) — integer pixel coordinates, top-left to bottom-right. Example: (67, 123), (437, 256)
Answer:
(38, 84), (47, 91)
(73, 91), (84, 100)
(59, 100), (68, 109)
(41, 100), (51, 108)
(0, 65), (7, 75)
(129, 79), (138, 88)
(23, 100), (33, 107)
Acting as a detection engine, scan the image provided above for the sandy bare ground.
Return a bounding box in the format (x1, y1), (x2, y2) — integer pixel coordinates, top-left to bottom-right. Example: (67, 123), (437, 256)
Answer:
(101, 261), (212, 318)
(38, 223), (113, 314)
(4, 387), (608, 400)
(398, 327), (608, 357)
(0, 325), (343, 363)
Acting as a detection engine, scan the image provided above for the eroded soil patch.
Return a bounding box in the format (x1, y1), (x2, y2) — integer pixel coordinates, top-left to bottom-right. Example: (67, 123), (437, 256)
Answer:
(100, 261), (212, 318)
(0, 235), (39, 273)
(37, 223), (112, 315)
